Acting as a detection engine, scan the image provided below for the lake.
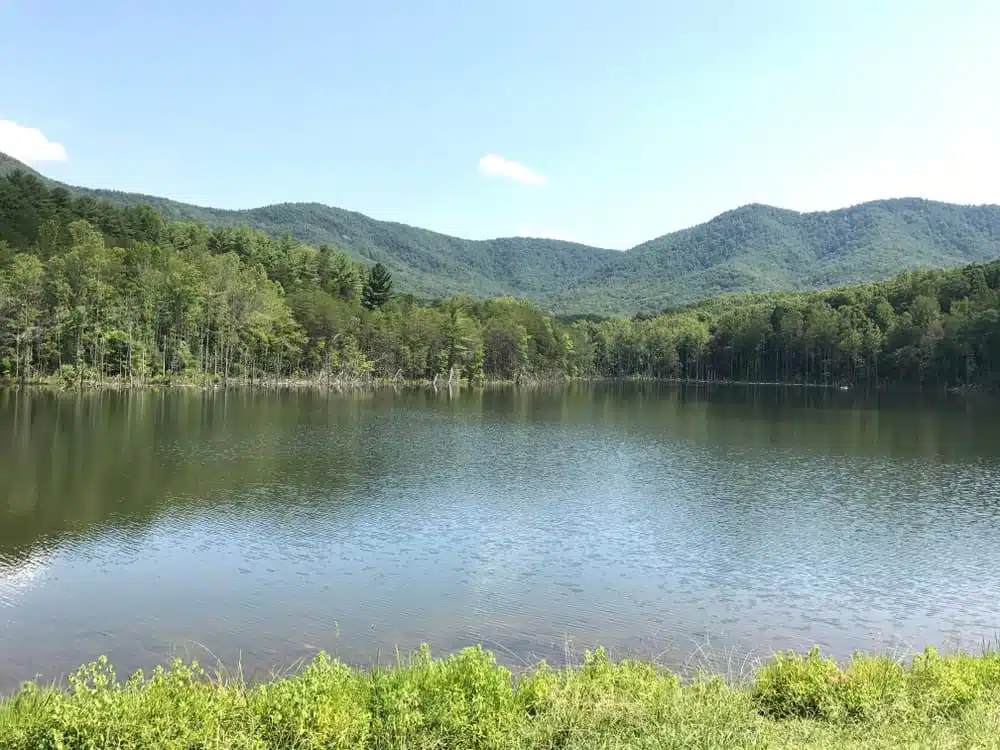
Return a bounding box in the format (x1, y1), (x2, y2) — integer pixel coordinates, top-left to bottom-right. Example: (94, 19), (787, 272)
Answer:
(2, 384), (1000, 692)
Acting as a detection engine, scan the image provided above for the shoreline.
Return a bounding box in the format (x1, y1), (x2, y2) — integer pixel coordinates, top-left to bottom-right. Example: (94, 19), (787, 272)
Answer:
(2, 644), (998, 748)
(0, 374), (984, 394)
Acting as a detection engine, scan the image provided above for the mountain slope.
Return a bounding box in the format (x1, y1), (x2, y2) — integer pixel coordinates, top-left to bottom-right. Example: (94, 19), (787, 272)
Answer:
(0, 152), (46, 179)
(71, 189), (622, 302)
(4, 151), (1000, 314)
(548, 200), (1000, 312)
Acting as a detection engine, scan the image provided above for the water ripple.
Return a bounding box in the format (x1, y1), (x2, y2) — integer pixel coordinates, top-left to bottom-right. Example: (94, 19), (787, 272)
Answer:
(2, 385), (1000, 690)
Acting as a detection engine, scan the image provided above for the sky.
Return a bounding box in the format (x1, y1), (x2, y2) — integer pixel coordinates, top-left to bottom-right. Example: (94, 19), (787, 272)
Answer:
(2, 0), (999, 249)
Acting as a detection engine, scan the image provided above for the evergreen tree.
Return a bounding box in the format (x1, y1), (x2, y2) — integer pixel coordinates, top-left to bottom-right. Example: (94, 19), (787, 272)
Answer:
(362, 262), (393, 310)
(5, 170), (1000, 389)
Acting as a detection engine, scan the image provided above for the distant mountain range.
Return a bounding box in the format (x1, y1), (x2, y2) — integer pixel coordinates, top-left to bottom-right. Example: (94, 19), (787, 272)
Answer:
(5, 150), (1000, 314)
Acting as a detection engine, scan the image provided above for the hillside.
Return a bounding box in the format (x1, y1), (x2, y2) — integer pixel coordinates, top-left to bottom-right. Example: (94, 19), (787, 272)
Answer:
(549, 200), (1000, 312)
(4, 151), (1000, 314)
(2, 166), (1000, 391)
(73, 194), (622, 303)
(0, 152), (45, 180)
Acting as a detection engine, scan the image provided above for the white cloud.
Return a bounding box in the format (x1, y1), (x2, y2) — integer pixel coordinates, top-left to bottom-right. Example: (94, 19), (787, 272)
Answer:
(0, 120), (68, 163)
(479, 153), (546, 185)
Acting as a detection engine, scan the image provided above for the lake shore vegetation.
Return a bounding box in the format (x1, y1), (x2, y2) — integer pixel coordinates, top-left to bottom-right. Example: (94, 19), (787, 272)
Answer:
(2, 170), (1000, 391)
(2, 644), (1000, 749)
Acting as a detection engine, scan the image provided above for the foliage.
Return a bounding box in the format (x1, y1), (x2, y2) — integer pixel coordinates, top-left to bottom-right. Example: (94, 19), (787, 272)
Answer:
(3, 170), (1000, 389)
(0, 172), (578, 384)
(3, 645), (1000, 748)
(585, 263), (1000, 388)
(752, 646), (1000, 726)
(5, 151), (1000, 315)
(361, 261), (392, 310)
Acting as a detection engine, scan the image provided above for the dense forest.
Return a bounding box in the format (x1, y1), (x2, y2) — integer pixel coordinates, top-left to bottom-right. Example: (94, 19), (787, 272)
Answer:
(1, 169), (1000, 389)
(5, 150), (1000, 315)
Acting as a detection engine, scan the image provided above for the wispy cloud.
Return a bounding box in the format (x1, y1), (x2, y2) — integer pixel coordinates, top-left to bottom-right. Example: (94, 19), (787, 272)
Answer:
(479, 153), (546, 185)
(0, 120), (68, 163)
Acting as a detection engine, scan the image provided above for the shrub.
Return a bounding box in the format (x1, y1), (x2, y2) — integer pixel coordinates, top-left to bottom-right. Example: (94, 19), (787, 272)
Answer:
(751, 646), (843, 720)
(3, 644), (1000, 749)
(368, 644), (517, 749)
(906, 647), (1000, 718)
(250, 653), (370, 749)
(839, 654), (907, 721)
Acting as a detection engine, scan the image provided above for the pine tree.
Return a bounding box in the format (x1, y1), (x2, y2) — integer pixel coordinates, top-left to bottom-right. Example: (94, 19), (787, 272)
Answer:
(362, 262), (393, 310)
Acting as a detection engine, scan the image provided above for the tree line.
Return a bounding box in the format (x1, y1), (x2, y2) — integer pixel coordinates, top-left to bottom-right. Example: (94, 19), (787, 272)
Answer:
(2, 170), (999, 389)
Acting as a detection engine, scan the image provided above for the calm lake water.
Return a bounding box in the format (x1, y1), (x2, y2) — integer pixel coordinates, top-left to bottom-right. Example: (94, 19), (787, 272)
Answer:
(2, 384), (1000, 691)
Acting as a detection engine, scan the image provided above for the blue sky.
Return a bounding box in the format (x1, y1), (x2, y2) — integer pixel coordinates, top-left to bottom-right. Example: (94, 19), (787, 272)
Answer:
(2, 0), (999, 249)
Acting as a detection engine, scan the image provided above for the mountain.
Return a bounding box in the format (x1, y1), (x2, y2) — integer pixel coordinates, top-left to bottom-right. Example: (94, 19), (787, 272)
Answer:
(545, 200), (1000, 312)
(4, 151), (1000, 314)
(0, 152), (46, 180)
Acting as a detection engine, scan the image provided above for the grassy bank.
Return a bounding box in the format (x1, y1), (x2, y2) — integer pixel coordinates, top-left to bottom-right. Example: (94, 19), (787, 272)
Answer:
(2, 646), (1000, 749)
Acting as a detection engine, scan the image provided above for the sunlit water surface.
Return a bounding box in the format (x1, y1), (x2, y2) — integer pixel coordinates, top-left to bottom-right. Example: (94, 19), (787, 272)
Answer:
(2, 384), (999, 690)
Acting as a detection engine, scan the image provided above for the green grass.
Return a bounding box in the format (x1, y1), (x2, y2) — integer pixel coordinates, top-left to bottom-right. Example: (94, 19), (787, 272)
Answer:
(2, 645), (1000, 749)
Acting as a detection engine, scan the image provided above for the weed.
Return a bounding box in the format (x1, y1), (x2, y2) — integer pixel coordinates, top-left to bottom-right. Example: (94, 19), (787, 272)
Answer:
(1, 644), (999, 749)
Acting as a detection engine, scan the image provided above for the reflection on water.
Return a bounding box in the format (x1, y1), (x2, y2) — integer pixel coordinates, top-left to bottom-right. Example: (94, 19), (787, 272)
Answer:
(2, 385), (1000, 691)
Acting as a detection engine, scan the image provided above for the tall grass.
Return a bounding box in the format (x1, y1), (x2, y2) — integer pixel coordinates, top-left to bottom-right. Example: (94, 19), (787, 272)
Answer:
(2, 644), (1000, 749)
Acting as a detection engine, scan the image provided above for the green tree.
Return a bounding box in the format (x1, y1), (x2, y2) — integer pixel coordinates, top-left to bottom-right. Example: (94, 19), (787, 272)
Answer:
(5, 170), (1000, 390)
(317, 245), (363, 300)
(437, 297), (480, 378)
(0, 254), (45, 380)
(361, 262), (393, 310)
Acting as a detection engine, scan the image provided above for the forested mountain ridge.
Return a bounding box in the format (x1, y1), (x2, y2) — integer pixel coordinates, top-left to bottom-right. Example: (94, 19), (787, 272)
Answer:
(2, 168), (1000, 389)
(4, 151), (1000, 314)
(0, 152), (45, 180)
(556, 200), (1000, 311)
